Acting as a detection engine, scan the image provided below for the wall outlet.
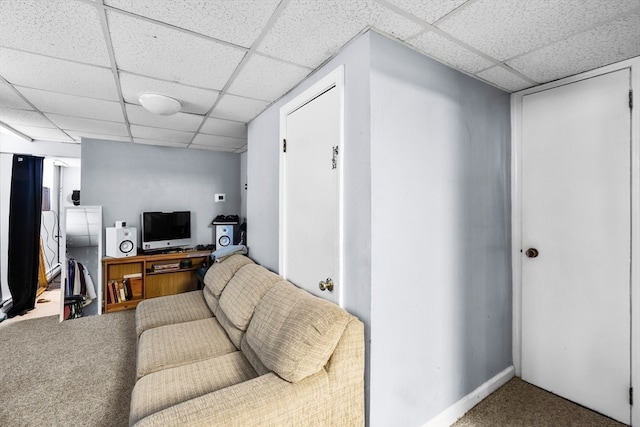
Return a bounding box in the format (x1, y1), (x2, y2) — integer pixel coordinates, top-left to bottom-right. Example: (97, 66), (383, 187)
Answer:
(215, 193), (226, 202)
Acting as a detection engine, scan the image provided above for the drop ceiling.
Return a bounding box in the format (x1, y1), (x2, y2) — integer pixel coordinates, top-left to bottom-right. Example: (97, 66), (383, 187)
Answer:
(0, 0), (638, 153)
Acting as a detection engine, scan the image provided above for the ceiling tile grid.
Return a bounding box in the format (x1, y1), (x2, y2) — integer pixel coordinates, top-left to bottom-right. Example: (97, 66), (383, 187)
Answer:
(256, 0), (423, 68)
(0, 0), (638, 149)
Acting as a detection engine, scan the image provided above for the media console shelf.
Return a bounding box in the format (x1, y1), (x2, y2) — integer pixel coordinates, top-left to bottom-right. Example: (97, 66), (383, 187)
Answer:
(102, 250), (211, 313)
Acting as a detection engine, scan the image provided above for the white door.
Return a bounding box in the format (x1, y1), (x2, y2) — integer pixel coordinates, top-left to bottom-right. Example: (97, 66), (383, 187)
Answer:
(521, 69), (631, 423)
(280, 77), (342, 304)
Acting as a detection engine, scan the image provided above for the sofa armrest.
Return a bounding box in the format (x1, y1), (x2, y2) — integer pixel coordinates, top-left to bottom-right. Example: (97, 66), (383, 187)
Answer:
(133, 371), (332, 427)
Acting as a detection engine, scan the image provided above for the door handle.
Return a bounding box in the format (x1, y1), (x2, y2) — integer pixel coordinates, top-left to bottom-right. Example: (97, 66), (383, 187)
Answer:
(525, 248), (539, 258)
(319, 278), (334, 292)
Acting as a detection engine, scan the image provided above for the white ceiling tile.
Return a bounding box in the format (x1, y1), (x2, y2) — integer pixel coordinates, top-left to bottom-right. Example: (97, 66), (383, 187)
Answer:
(133, 138), (189, 148)
(130, 124), (194, 143)
(507, 11), (640, 84)
(234, 145), (248, 154)
(189, 144), (237, 152)
(382, 0), (467, 24)
(228, 54), (311, 102)
(45, 114), (128, 136)
(16, 87), (124, 122)
(0, 81), (32, 110)
(211, 94), (270, 122)
(119, 73), (219, 115)
(105, 0), (281, 48)
(437, 0), (640, 61)
(0, 48), (119, 101)
(257, 0), (423, 68)
(476, 66), (536, 92)
(11, 124), (75, 142)
(67, 131), (131, 143)
(191, 134), (246, 149)
(407, 30), (494, 74)
(0, 107), (52, 127)
(200, 117), (247, 139)
(0, 0), (110, 66)
(107, 10), (246, 89)
(125, 104), (204, 132)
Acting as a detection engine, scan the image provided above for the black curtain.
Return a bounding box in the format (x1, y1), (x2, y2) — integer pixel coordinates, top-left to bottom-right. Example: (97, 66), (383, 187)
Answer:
(7, 154), (43, 318)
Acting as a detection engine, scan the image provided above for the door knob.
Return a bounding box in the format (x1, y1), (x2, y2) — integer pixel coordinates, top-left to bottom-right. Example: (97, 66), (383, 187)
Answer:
(319, 278), (334, 292)
(525, 248), (539, 258)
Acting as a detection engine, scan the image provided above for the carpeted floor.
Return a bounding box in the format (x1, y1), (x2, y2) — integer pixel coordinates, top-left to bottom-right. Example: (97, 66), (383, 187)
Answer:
(0, 310), (628, 427)
(453, 377), (627, 427)
(0, 311), (136, 427)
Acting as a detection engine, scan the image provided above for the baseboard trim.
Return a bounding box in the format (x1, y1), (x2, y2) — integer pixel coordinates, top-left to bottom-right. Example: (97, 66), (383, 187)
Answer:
(424, 365), (515, 427)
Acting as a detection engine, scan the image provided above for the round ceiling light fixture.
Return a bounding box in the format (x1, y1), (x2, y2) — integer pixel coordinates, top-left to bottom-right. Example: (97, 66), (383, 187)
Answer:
(138, 93), (182, 116)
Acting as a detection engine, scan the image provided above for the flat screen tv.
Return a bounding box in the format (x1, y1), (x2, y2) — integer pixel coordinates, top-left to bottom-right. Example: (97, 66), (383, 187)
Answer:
(141, 211), (191, 252)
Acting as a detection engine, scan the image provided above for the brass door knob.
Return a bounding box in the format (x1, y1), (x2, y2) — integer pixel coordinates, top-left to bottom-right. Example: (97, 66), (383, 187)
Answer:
(525, 248), (539, 258)
(319, 278), (334, 292)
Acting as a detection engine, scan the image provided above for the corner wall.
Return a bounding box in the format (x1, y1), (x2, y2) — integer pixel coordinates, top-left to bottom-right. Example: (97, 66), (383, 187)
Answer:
(368, 32), (512, 424)
(247, 29), (512, 425)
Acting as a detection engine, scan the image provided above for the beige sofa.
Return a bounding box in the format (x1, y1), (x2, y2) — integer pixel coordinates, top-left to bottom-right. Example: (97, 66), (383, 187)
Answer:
(130, 254), (365, 426)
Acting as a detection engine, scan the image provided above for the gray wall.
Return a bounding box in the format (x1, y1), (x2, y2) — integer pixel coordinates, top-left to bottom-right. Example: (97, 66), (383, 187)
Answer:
(81, 139), (241, 250)
(368, 32), (512, 424)
(248, 30), (511, 425)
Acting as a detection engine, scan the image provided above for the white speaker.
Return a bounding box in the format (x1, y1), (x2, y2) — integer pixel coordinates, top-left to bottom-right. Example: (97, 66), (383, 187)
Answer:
(215, 225), (233, 248)
(106, 227), (137, 258)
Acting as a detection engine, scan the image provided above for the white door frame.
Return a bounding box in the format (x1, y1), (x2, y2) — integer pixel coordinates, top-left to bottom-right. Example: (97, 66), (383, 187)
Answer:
(511, 57), (640, 424)
(278, 65), (345, 306)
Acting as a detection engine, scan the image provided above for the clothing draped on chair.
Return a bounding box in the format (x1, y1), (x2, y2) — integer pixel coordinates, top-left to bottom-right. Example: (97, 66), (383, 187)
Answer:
(7, 154), (43, 318)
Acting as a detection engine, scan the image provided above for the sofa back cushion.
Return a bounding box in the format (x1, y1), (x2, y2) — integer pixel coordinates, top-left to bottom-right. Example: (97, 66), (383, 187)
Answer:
(215, 264), (281, 348)
(203, 255), (254, 313)
(219, 264), (281, 331)
(245, 281), (351, 383)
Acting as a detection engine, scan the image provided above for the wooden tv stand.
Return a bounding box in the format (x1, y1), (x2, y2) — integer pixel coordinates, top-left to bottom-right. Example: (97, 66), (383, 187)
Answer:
(102, 250), (211, 313)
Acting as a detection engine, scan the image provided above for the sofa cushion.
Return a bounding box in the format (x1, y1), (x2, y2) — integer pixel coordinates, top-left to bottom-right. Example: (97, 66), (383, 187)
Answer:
(135, 290), (212, 338)
(245, 281), (351, 383)
(218, 264), (281, 332)
(203, 255), (254, 299)
(214, 307), (243, 348)
(130, 351), (257, 425)
(137, 318), (236, 379)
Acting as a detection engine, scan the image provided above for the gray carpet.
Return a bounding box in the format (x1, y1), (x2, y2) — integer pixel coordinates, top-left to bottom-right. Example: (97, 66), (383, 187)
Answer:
(0, 311), (136, 427)
(453, 377), (627, 427)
